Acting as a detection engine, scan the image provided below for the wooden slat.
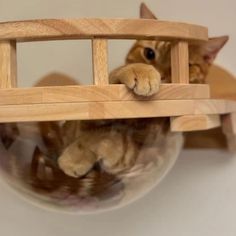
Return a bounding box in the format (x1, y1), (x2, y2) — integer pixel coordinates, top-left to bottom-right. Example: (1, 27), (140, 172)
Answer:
(0, 41), (17, 88)
(0, 99), (235, 123)
(92, 39), (109, 85)
(0, 19), (208, 42)
(0, 84), (210, 105)
(170, 40), (190, 138)
(171, 41), (189, 84)
(170, 114), (221, 132)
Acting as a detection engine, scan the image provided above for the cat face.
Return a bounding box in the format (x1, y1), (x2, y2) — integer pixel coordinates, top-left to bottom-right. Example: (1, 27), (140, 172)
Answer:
(126, 3), (229, 83)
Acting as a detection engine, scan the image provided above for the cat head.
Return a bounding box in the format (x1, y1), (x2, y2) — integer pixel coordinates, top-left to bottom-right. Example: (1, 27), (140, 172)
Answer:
(126, 3), (229, 83)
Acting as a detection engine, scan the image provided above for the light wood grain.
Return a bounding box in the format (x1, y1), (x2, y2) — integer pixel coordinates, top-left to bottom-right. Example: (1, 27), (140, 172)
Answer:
(0, 84), (209, 105)
(92, 39), (109, 85)
(171, 41), (189, 84)
(0, 19), (208, 42)
(0, 99), (235, 123)
(0, 41), (17, 88)
(171, 114), (221, 132)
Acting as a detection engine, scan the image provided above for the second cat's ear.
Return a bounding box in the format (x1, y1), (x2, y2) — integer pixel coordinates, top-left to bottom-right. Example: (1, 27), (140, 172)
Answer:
(140, 3), (157, 19)
(201, 36), (229, 63)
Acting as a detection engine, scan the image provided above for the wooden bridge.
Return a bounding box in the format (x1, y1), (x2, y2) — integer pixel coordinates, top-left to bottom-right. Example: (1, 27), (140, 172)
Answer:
(0, 18), (235, 133)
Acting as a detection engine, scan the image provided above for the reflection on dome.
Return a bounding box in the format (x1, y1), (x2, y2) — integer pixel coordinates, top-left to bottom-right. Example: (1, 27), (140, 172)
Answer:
(0, 120), (183, 213)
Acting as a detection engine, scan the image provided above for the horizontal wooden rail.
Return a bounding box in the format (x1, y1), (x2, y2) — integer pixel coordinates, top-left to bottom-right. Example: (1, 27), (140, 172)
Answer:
(0, 19), (208, 42)
(0, 99), (235, 123)
(0, 84), (209, 105)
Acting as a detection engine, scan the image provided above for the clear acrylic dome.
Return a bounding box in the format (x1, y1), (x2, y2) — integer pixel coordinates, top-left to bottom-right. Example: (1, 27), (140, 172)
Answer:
(0, 120), (183, 214)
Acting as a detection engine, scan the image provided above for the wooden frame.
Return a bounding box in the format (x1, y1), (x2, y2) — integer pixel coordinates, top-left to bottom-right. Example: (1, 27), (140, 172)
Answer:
(0, 18), (235, 133)
(170, 115), (221, 132)
(0, 84), (209, 105)
(0, 99), (235, 123)
(0, 19), (208, 42)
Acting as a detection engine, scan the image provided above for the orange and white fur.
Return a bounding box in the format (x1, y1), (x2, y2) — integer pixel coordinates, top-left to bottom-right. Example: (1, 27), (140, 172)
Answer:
(57, 3), (229, 178)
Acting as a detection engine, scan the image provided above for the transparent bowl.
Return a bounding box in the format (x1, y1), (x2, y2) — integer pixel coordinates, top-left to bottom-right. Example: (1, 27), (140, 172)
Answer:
(0, 119), (183, 214)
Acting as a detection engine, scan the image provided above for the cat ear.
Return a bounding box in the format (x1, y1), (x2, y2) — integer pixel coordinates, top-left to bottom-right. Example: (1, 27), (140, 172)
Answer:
(140, 3), (157, 19)
(201, 36), (229, 63)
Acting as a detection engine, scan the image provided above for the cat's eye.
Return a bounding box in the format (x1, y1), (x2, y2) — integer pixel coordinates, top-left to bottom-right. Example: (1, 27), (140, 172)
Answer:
(144, 47), (156, 61)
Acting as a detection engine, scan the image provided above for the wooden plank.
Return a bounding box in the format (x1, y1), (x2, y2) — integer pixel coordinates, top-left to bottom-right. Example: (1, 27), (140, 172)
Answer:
(171, 41), (189, 84)
(170, 114), (221, 132)
(0, 19), (208, 42)
(0, 84), (210, 105)
(0, 41), (17, 88)
(0, 99), (235, 123)
(222, 113), (236, 135)
(92, 39), (109, 85)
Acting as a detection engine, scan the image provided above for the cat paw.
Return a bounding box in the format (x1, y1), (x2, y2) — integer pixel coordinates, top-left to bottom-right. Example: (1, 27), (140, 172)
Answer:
(112, 63), (161, 96)
(58, 142), (96, 178)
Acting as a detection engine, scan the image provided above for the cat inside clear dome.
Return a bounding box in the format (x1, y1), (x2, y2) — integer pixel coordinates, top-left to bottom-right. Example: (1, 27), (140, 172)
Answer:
(0, 3), (228, 213)
(0, 120), (183, 213)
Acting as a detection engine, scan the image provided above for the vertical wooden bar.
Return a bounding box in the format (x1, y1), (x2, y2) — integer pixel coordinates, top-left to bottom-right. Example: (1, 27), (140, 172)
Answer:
(171, 41), (189, 84)
(222, 113), (236, 152)
(170, 41), (191, 130)
(0, 41), (17, 88)
(222, 113), (236, 135)
(92, 39), (109, 85)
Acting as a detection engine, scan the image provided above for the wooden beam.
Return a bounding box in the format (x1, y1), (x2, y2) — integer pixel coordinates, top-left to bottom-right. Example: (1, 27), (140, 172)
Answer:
(0, 84), (210, 105)
(0, 99), (235, 123)
(0, 41), (17, 88)
(0, 19), (208, 42)
(92, 39), (109, 85)
(170, 114), (221, 132)
(171, 41), (189, 84)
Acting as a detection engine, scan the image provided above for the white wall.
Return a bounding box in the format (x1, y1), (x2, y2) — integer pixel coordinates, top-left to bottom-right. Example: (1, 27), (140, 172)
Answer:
(0, 0), (236, 235)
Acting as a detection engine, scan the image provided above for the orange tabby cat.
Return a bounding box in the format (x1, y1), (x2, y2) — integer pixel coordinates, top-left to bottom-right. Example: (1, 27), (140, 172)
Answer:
(0, 3), (229, 199)
(57, 3), (228, 178)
